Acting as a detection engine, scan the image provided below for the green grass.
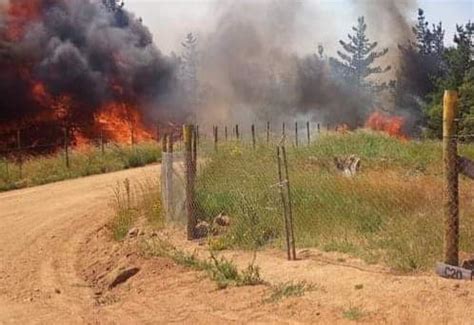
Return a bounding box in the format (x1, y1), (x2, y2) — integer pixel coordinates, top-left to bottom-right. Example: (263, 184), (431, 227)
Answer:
(342, 305), (366, 321)
(265, 281), (318, 303)
(195, 131), (474, 272)
(143, 238), (265, 289)
(110, 176), (163, 241)
(0, 141), (161, 192)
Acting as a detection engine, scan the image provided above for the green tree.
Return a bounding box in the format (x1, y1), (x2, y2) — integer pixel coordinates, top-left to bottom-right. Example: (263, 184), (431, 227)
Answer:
(425, 22), (474, 138)
(330, 16), (391, 92)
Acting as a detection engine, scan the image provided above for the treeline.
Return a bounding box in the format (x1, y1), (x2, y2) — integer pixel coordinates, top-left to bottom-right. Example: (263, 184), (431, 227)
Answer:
(175, 8), (473, 138)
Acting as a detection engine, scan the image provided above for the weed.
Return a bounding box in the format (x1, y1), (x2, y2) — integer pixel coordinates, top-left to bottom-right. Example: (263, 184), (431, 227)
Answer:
(143, 238), (264, 289)
(266, 281), (318, 303)
(110, 177), (163, 241)
(342, 305), (366, 321)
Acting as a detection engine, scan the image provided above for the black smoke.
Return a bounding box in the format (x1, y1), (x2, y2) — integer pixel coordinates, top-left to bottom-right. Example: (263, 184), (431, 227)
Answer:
(0, 0), (174, 129)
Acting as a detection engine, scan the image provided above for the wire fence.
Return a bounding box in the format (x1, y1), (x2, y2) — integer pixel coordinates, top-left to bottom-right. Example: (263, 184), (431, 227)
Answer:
(0, 122), (169, 191)
(160, 114), (474, 274)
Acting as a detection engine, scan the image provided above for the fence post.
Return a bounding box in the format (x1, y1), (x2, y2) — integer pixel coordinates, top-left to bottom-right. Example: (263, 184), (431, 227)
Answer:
(277, 146), (292, 261)
(160, 134), (168, 220)
(225, 126), (228, 141)
(17, 129), (22, 179)
(295, 122), (299, 147)
(184, 125), (197, 240)
(236, 124), (240, 140)
(251, 124), (256, 149)
(317, 123), (320, 134)
(443, 90), (459, 266)
(192, 127), (197, 176)
(307, 121), (311, 145)
(196, 125), (200, 145)
(100, 127), (105, 155)
(166, 135), (174, 220)
(64, 125), (70, 169)
(266, 121), (270, 145)
(156, 123), (160, 143)
(213, 126), (218, 152)
(282, 146), (296, 260)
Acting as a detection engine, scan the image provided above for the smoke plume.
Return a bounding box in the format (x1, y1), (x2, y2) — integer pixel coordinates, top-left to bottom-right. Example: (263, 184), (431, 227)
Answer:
(0, 0), (174, 133)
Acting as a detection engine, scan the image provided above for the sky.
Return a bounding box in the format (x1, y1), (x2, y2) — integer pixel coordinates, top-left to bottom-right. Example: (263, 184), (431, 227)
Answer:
(125, 0), (474, 55)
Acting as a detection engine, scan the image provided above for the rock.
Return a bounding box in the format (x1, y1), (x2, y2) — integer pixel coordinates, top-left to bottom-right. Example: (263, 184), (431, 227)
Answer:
(214, 214), (231, 227)
(194, 221), (210, 238)
(54, 288), (61, 294)
(109, 267), (140, 289)
(462, 259), (474, 270)
(150, 231), (158, 237)
(127, 228), (139, 238)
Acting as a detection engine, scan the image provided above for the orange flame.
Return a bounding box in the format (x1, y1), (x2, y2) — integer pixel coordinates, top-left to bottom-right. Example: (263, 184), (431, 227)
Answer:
(95, 103), (153, 145)
(365, 111), (407, 140)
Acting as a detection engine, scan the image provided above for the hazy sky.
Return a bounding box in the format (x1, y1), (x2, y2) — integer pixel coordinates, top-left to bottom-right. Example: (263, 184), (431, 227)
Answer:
(125, 0), (473, 55)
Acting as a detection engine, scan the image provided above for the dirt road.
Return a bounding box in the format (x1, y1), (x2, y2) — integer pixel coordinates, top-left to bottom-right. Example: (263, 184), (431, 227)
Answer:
(0, 166), (162, 324)
(1, 164), (474, 324)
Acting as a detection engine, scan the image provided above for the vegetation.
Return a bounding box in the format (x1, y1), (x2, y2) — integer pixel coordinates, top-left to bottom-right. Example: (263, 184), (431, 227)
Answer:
(0, 141), (161, 192)
(110, 176), (163, 241)
(342, 305), (366, 321)
(195, 133), (474, 272)
(143, 238), (264, 289)
(265, 281), (318, 303)
(330, 16), (391, 92)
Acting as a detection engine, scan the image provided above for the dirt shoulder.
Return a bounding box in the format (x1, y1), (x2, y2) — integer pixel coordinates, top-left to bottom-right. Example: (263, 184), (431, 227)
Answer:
(1, 164), (473, 324)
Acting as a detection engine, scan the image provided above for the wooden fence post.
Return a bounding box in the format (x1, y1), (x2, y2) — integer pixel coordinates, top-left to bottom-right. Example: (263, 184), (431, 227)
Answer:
(307, 121), (311, 145)
(251, 124), (256, 149)
(277, 146), (292, 261)
(317, 123), (320, 134)
(100, 127), (105, 155)
(266, 121), (270, 144)
(184, 125), (197, 240)
(282, 146), (296, 260)
(17, 129), (22, 179)
(236, 124), (240, 140)
(443, 90), (459, 266)
(295, 122), (299, 147)
(192, 127), (197, 176)
(225, 126), (228, 141)
(64, 126), (70, 169)
(156, 123), (160, 143)
(213, 126), (218, 152)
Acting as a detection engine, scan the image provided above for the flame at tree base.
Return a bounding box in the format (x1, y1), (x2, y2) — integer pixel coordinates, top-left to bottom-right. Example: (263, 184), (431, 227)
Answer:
(95, 103), (153, 145)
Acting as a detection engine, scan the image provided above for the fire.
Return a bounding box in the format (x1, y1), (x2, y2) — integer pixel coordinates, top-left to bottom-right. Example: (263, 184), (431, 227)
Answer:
(95, 103), (153, 145)
(365, 111), (407, 139)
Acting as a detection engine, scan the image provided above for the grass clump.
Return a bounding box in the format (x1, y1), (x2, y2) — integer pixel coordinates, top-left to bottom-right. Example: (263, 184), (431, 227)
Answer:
(265, 281), (318, 303)
(110, 176), (163, 241)
(0, 141), (161, 192)
(143, 238), (265, 289)
(342, 305), (366, 321)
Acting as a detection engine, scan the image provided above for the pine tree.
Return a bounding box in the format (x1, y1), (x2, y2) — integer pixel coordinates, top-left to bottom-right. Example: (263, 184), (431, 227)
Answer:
(179, 33), (200, 111)
(330, 16), (391, 91)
